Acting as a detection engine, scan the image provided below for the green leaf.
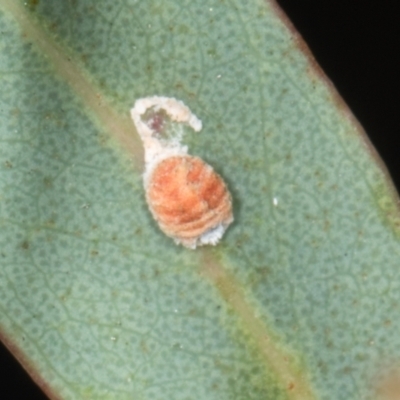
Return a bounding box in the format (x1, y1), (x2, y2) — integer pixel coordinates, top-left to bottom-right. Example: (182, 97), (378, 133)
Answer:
(1, 0), (399, 399)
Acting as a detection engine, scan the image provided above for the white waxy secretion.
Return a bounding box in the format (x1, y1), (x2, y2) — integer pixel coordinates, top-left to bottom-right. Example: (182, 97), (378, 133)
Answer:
(130, 96), (233, 249)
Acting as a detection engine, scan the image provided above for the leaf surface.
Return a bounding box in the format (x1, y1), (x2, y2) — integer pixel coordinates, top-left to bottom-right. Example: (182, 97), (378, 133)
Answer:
(0, 1), (399, 399)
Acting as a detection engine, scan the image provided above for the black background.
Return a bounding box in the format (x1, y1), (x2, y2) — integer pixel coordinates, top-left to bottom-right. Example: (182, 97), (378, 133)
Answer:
(1, 1), (399, 398)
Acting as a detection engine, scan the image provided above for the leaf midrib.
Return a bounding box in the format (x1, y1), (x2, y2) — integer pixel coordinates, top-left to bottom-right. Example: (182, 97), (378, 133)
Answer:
(0, 0), (143, 169)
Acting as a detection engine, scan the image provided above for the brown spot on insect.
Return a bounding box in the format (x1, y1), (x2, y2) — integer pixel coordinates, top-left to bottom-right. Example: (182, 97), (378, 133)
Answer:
(287, 382), (295, 391)
(131, 96), (233, 249)
(142, 108), (169, 136)
(149, 113), (165, 133)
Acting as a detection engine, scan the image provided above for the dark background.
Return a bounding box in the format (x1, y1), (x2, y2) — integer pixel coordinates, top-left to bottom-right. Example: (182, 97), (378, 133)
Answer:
(1, 1), (399, 398)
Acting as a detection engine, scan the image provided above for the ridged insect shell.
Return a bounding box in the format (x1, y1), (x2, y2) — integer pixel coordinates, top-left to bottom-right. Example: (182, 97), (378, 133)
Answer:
(146, 155), (233, 249)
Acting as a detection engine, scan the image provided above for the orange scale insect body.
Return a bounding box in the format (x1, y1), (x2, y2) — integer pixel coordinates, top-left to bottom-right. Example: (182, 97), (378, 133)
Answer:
(131, 96), (234, 249)
(147, 155), (233, 248)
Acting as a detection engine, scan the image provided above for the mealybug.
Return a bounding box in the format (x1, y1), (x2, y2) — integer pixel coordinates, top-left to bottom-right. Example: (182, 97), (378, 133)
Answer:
(131, 96), (233, 249)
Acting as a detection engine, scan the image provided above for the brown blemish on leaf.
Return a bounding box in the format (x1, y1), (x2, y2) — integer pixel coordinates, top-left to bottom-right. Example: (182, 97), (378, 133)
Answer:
(43, 177), (53, 188)
(27, 0), (39, 9)
(140, 340), (149, 354)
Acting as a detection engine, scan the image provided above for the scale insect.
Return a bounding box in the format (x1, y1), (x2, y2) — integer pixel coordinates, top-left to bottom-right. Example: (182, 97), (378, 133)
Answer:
(130, 96), (233, 249)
